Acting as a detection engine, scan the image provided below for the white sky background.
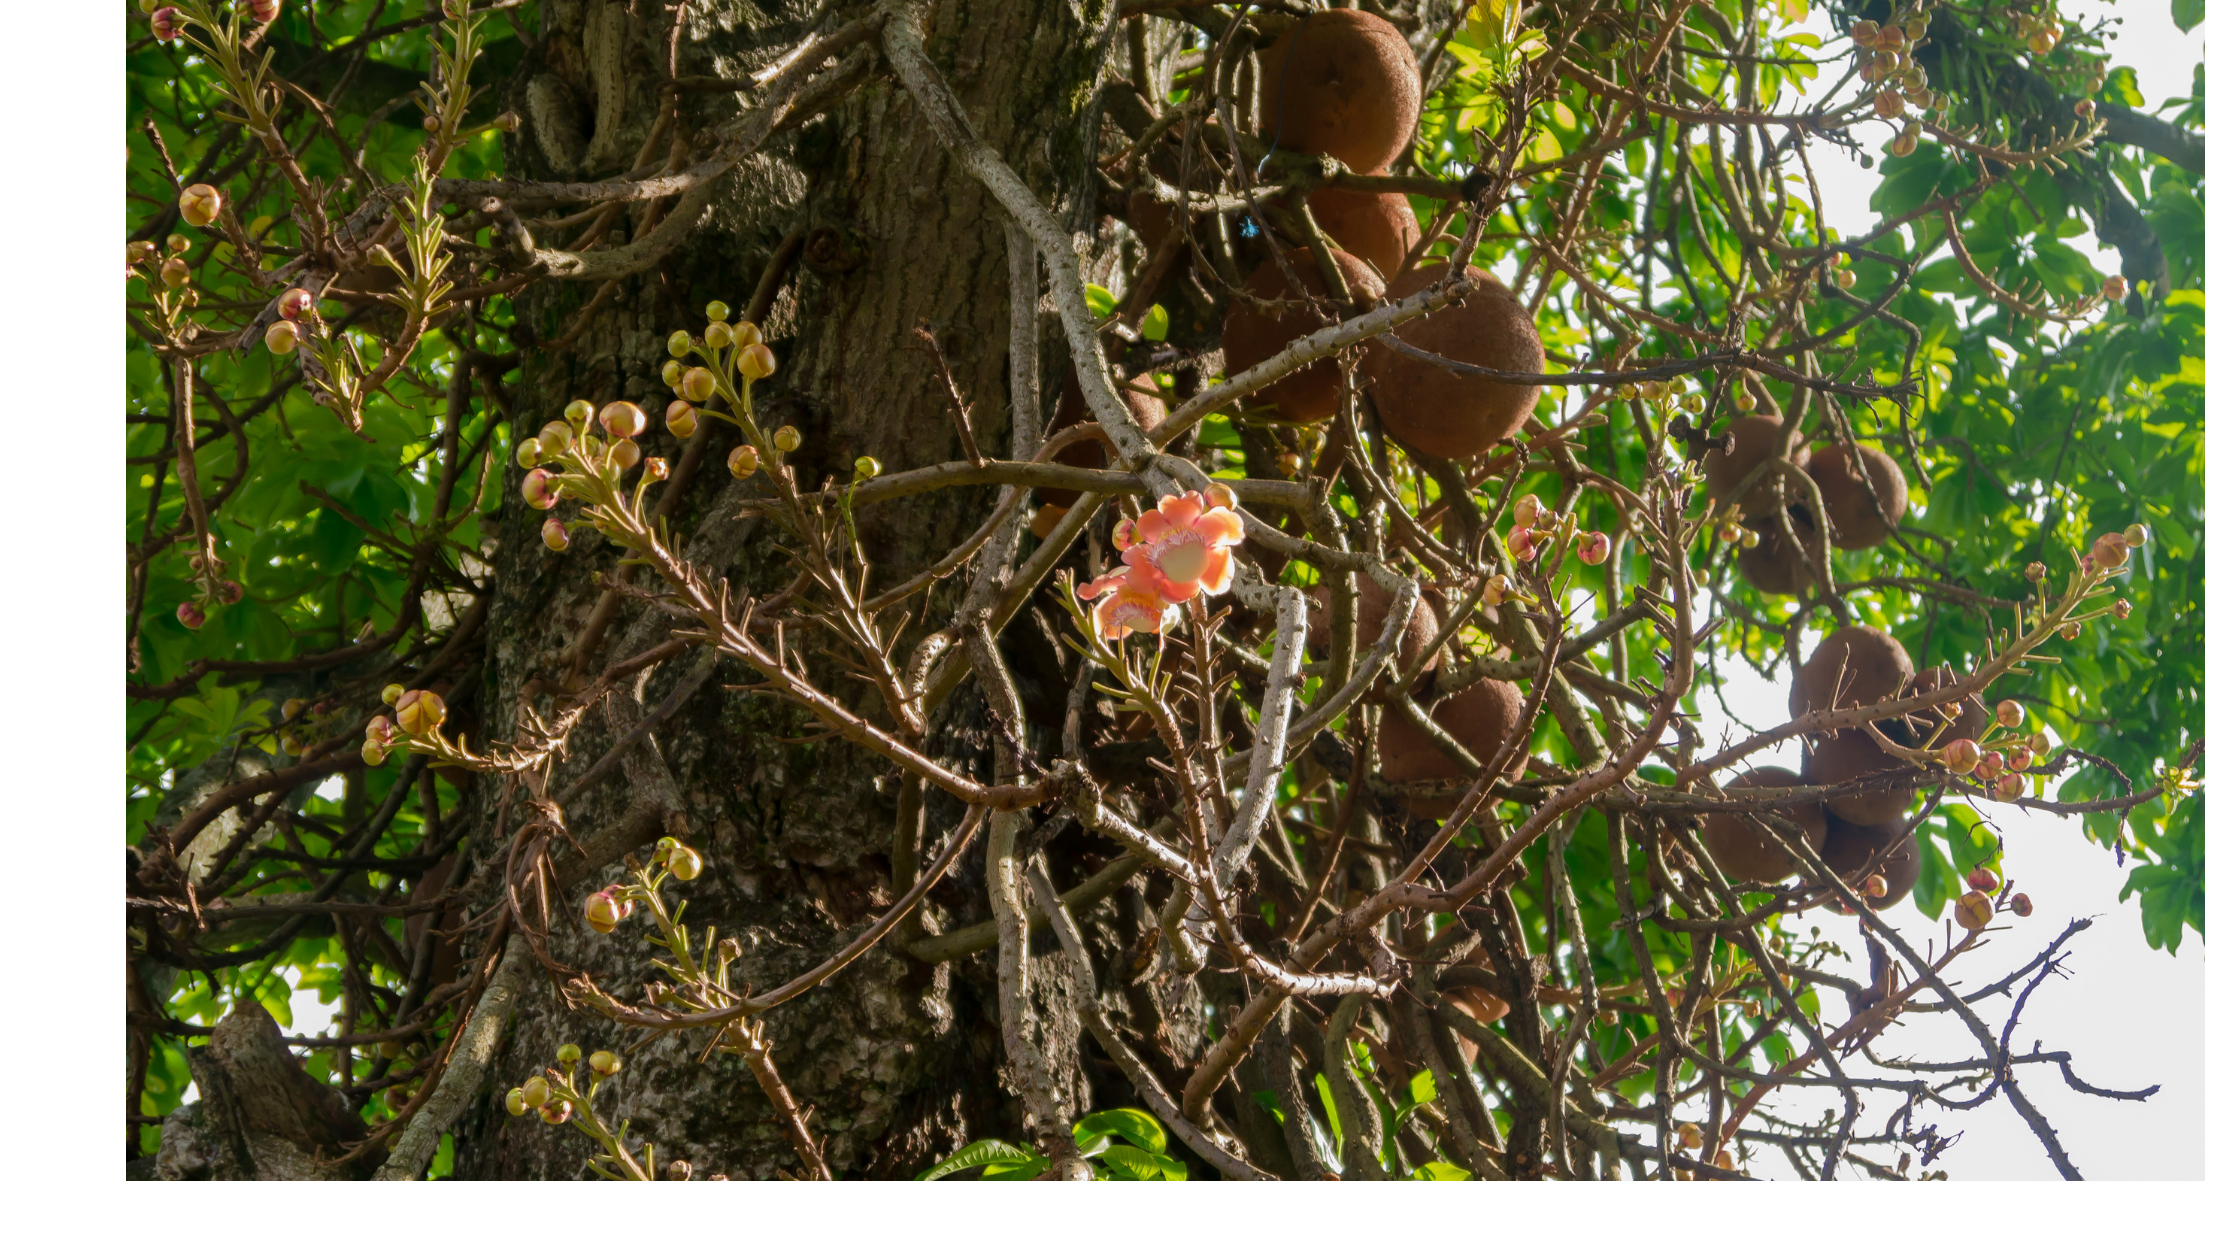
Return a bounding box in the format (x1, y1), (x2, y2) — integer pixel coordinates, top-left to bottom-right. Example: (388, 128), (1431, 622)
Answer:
(171, 0), (2209, 1183)
(1720, 0), (2206, 1179)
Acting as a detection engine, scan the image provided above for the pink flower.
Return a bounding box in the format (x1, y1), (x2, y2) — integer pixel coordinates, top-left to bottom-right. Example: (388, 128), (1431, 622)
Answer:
(1117, 486), (1245, 603)
(1077, 562), (1182, 640)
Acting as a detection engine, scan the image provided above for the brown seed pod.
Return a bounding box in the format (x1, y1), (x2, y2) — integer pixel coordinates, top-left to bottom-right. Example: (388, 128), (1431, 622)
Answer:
(1035, 370), (1165, 507)
(1790, 625), (1914, 718)
(1882, 663), (1990, 750)
(1702, 415), (1804, 516)
(1306, 580), (1442, 680)
(1820, 814), (1920, 909)
(1222, 247), (1386, 424)
(1257, 10), (1422, 177)
(1305, 182), (1420, 282)
(1803, 443), (1909, 549)
(1701, 767), (1829, 884)
(1736, 506), (1821, 596)
(1364, 263), (1544, 460)
(1803, 729), (1918, 826)
(1378, 678), (1527, 818)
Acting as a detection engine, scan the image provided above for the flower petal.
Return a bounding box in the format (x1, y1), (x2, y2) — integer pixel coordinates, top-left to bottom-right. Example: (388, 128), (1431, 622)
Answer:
(1197, 547), (1234, 596)
(1192, 507), (1245, 549)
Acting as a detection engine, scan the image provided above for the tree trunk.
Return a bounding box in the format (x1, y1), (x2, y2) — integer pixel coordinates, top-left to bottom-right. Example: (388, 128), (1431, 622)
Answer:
(454, 0), (1134, 1180)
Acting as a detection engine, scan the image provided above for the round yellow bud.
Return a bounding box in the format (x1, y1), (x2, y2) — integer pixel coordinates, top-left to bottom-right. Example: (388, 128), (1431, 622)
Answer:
(773, 425), (802, 452)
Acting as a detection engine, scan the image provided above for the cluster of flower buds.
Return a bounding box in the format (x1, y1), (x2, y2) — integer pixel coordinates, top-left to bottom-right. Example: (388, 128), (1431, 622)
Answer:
(1614, 376), (1702, 412)
(655, 835), (705, 881)
(2088, 525), (2147, 574)
(2014, 6), (2064, 56)
(1500, 493), (1609, 568)
(1952, 865), (2036, 930)
(361, 684), (446, 765)
(1853, 12), (1949, 122)
(504, 1043), (619, 1129)
(1715, 518), (1764, 550)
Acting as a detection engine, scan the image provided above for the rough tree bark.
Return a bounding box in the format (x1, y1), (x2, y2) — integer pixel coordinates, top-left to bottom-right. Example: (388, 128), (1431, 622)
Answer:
(444, 0), (1162, 1180)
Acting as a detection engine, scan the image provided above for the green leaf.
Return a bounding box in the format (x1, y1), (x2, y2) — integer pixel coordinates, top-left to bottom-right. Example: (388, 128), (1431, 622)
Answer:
(1073, 1107), (1166, 1155)
(1412, 1161), (1473, 1180)
(1084, 284), (1118, 318)
(1140, 303), (1169, 342)
(916, 1138), (1038, 1180)
(2172, 0), (2202, 34)
(1097, 1145), (1188, 1181)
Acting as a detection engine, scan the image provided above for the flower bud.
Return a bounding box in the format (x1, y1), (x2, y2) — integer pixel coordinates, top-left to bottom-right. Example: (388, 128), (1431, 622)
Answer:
(1482, 573), (1510, 605)
(506, 1087), (528, 1116)
(643, 456), (669, 481)
(667, 843), (703, 881)
(1974, 758), (2001, 783)
(589, 1050), (620, 1077)
(609, 437), (641, 470)
(2090, 532), (2129, 570)
(1955, 890), (1994, 931)
(2024, 560), (2047, 582)
(1675, 1122), (1702, 1150)
(774, 425), (802, 452)
(1716, 520), (1741, 544)
(564, 398), (593, 424)
(1506, 525), (1538, 561)
(1965, 867), (1999, 893)
(276, 288), (316, 321)
(516, 438), (545, 470)
(537, 421), (574, 458)
(854, 455), (882, 480)
(2123, 523), (2148, 548)
(395, 688), (447, 735)
(2074, 98), (2096, 119)
(378, 682), (404, 706)
(705, 300), (731, 323)
(2029, 730), (2051, 756)
(1739, 529), (1760, 549)
(258, 319), (302, 356)
(128, 239), (159, 269)
(2010, 893), (2034, 917)
(2028, 29), (2056, 56)
(584, 889), (625, 934)
(732, 320), (764, 347)
(680, 366), (717, 402)
(1112, 519), (1138, 550)
(1941, 739), (1982, 775)
(1616, 383), (1638, 401)
(539, 1100), (573, 1125)
(2112, 598), (2132, 620)
(705, 321), (733, 350)
(1512, 495), (1542, 529)
(177, 602), (205, 630)
(1995, 699), (2024, 728)
(726, 444), (760, 479)
(361, 738), (389, 766)
(661, 360), (684, 388)
(520, 1075), (550, 1109)
(2059, 621), (2080, 641)
(663, 400), (698, 440)
(250, 0), (281, 23)
(542, 517), (570, 551)
(523, 468), (559, 510)
(2100, 275), (2127, 302)
(2006, 748), (2033, 772)
(667, 330), (693, 359)
(1860, 874), (1888, 901)
(554, 1043), (582, 1067)
(716, 938), (743, 963)
(667, 1159), (693, 1181)
(741, 343), (778, 381)
(1995, 773), (2025, 802)
(281, 697), (305, 722)
(599, 400), (646, 439)
(166, 233), (191, 255)
(495, 110), (520, 133)
(1833, 267), (1858, 289)
(151, 7), (186, 40)
(1891, 131), (1918, 157)
(178, 184), (224, 228)
(161, 257), (192, 288)
(1577, 532), (1611, 565)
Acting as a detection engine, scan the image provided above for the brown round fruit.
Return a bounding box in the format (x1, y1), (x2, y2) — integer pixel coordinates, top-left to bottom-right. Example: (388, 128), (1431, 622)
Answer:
(1257, 10), (1421, 177)
(1307, 580), (1441, 680)
(1378, 678), (1527, 817)
(1789, 625), (1913, 718)
(1736, 506), (1821, 596)
(1701, 767), (1828, 884)
(1803, 729), (1917, 826)
(1365, 263), (1544, 460)
(1820, 815), (1920, 909)
(1305, 182), (1420, 282)
(1222, 247), (1386, 424)
(1702, 415), (1804, 516)
(1803, 443), (1908, 549)
(1882, 663), (1990, 750)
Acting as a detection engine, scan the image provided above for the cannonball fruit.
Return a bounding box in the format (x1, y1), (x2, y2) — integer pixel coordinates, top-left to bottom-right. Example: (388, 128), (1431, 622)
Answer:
(1222, 247), (1386, 424)
(1257, 10), (1421, 177)
(1365, 263), (1545, 460)
(1701, 767), (1828, 884)
(1790, 625), (1913, 718)
(1378, 679), (1527, 818)
(1820, 815), (1920, 910)
(1308, 581), (1442, 679)
(1736, 506), (1820, 597)
(1803, 443), (1909, 549)
(1306, 183), (1421, 282)
(1803, 729), (1916, 826)
(1702, 415), (1802, 516)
